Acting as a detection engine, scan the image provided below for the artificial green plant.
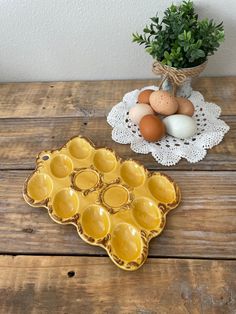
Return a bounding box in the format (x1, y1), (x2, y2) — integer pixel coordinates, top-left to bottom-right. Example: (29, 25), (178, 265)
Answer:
(132, 1), (224, 68)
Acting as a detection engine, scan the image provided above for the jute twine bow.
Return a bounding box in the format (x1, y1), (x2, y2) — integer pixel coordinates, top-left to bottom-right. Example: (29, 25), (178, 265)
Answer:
(152, 60), (207, 95)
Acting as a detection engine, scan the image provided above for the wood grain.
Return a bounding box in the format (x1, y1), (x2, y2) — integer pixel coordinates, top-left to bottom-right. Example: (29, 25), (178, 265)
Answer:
(0, 77), (235, 118)
(1, 170), (236, 258)
(0, 78), (235, 313)
(0, 116), (234, 171)
(0, 255), (236, 314)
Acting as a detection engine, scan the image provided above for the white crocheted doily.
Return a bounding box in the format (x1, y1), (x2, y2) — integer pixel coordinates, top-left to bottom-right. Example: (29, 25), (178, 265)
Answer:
(107, 86), (230, 166)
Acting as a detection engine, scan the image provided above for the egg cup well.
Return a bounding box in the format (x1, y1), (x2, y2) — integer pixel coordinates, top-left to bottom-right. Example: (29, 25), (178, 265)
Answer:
(23, 135), (181, 271)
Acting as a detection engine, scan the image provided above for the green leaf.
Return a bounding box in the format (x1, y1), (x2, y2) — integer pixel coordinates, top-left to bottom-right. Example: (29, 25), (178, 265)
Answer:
(145, 47), (153, 53)
(164, 51), (170, 59)
(178, 33), (185, 41)
(196, 39), (202, 48)
(187, 31), (191, 40)
(196, 49), (205, 58)
(143, 27), (150, 33)
(184, 30), (187, 40)
(151, 16), (159, 24)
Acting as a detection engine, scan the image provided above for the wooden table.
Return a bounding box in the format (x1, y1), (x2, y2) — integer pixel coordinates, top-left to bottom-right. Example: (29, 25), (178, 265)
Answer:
(0, 78), (236, 313)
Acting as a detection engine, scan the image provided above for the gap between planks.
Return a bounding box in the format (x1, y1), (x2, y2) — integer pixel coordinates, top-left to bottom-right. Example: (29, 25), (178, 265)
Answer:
(1, 253), (236, 262)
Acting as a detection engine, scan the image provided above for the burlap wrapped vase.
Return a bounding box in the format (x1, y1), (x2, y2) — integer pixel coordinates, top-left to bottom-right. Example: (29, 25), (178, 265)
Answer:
(152, 60), (207, 98)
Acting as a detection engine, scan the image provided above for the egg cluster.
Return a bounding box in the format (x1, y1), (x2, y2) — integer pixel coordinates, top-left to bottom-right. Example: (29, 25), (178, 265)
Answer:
(129, 89), (197, 142)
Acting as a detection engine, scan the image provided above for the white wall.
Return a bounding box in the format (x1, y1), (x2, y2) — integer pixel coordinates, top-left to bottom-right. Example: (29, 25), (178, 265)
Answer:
(0, 0), (235, 82)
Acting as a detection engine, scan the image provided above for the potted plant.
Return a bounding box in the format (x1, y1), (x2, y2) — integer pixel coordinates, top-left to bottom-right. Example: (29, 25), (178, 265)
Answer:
(132, 0), (224, 97)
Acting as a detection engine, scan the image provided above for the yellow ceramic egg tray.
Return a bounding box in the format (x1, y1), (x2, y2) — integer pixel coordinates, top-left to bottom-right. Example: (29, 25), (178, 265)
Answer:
(23, 136), (181, 271)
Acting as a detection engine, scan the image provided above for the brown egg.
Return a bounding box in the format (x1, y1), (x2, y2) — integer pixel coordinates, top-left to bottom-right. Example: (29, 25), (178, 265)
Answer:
(176, 97), (195, 116)
(137, 89), (154, 104)
(139, 114), (165, 142)
(149, 90), (178, 115)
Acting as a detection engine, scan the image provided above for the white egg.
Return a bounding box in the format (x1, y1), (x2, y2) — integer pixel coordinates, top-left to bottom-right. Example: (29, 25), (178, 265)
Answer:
(163, 114), (197, 139)
(129, 103), (154, 124)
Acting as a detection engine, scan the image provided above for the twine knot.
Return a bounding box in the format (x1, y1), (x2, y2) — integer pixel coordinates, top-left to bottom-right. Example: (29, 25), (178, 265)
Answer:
(153, 61), (187, 86)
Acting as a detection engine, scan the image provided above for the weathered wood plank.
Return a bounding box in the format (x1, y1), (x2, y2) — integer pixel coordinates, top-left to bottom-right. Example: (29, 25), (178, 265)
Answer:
(0, 255), (235, 314)
(1, 170), (236, 258)
(0, 116), (234, 171)
(0, 77), (235, 118)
